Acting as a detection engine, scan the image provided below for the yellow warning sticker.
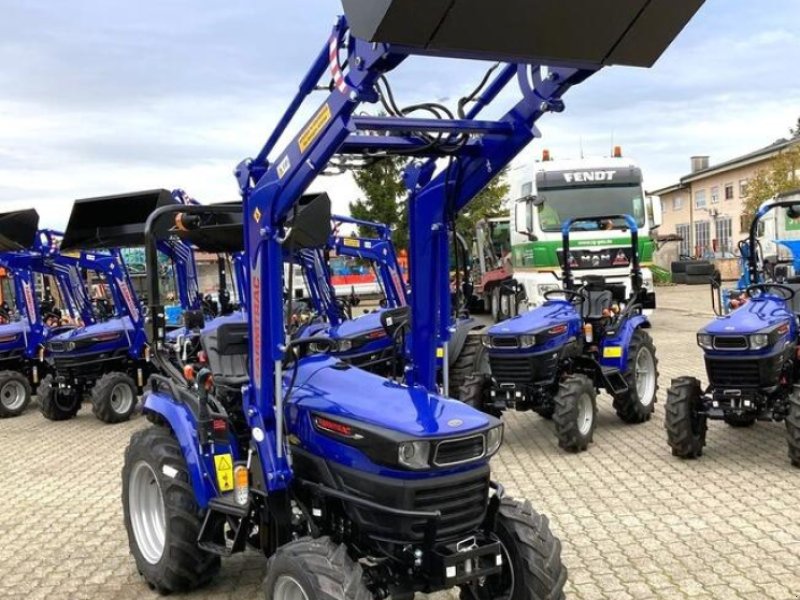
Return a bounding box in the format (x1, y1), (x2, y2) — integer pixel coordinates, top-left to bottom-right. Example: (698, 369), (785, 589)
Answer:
(253, 207), (262, 223)
(436, 347), (445, 359)
(603, 346), (623, 358)
(214, 454), (234, 492)
(298, 103), (332, 153)
(342, 238), (361, 248)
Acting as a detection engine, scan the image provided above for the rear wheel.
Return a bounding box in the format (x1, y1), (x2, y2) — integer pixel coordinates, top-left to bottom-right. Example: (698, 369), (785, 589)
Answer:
(533, 404), (555, 420)
(92, 372), (138, 423)
(665, 377), (707, 458)
(459, 498), (567, 600)
(490, 287), (501, 322)
(449, 334), (484, 399)
(460, 374), (501, 418)
(613, 330), (659, 424)
(38, 375), (81, 421)
(122, 426), (220, 593)
(263, 537), (371, 600)
(786, 392), (800, 467)
(0, 370), (32, 418)
(553, 374), (596, 452)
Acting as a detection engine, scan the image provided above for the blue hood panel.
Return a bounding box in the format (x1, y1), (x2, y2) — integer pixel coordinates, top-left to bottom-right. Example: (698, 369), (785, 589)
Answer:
(489, 300), (580, 336)
(165, 312), (247, 342)
(703, 296), (794, 335)
(329, 310), (386, 339)
(288, 356), (492, 438)
(51, 317), (133, 342)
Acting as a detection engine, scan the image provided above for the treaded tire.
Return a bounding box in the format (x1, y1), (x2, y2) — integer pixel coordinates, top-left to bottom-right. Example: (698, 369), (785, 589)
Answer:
(491, 287), (501, 322)
(38, 374), (81, 421)
(723, 413), (756, 427)
(0, 370), (32, 418)
(460, 373), (501, 417)
(786, 392), (800, 467)
(685, 273), (712, 285)
(665, 377), (707, 458)
(449, 334), (484, 399)
(122, 426), (220, 593)
(263, 537), (371, 600)
(459, 497), (567, 600)
(91, 372), (138, 424)
(671, 261), (688, 274)
(533, 404), (555, 420)
(672, 273), (687, 285)
(613, 330), (659, 424)
(553, 374), (596, 452)
(685, 261), (713, 276)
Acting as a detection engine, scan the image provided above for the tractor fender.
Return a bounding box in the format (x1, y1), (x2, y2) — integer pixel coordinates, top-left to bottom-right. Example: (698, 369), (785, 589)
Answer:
(598, 315), (651, 371)
(143, 390), (217, 508)
(447, 317), (483, 366)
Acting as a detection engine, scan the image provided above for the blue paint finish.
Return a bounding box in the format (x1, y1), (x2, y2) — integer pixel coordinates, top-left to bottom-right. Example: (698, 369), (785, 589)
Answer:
(598, 314), (649, 370)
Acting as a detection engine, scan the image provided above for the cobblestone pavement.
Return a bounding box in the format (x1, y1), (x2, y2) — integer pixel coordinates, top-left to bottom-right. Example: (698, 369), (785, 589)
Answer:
(1, 285), (799, 600)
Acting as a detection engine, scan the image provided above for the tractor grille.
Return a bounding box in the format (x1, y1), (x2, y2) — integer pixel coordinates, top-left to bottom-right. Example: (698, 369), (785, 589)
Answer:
(413, 473), (489, 538)
(434, 435), (485, 467)
(48, 341), (68, 353)
(713, 336), (748, 350)
(489, 336), (518, 349)
(705, 355), (784, 389)
(489, 352), (558, 387)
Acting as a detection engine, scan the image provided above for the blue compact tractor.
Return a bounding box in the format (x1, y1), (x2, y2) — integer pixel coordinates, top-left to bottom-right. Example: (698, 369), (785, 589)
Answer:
(463, 215), (659, 452)
(666, 190), (800, 465)
(119, 3), (701, 598)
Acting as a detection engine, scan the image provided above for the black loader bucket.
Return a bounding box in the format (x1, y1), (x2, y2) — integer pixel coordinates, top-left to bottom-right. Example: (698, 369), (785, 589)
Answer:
(61, 189), (179, 251)
(173, 202), (245, 254)
(0, 209), (40, 251)
(342, 0), (705, 67)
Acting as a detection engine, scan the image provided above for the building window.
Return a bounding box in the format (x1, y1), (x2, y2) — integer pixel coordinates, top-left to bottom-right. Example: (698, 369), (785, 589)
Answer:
(724, 183), (734, 200)
(739, 179), (749, 197)
(676, 224), (691, 257)
(521, 181), (533, 197)
(715, 216), (733, 254)
(711, 186), (719, 204)
(695, 189), (707, 209)
(695, 221), (710, 257)
(673, 196), (683, 211)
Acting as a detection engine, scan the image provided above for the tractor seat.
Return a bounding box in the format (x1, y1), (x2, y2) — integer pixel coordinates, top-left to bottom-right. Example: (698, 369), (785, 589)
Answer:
(582, 290), (613, 320)
(201, 323), (250, 387)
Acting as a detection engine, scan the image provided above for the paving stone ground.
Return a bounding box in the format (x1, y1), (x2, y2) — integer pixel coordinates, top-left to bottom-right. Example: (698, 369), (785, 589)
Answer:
(1, 285), (799, 599)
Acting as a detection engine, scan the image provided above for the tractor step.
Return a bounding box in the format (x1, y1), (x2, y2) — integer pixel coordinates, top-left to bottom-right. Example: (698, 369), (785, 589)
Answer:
(197, 496), (252, 557)
(601, 367), (629, 396)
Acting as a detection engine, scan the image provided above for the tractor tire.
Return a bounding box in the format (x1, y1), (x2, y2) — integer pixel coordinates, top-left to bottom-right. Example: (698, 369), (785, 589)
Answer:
(785, 392), (800, 467)
(460, 373), (501, 417)
(491, 287), (501, 322)
(672, 273), (687, 285)
(685, 273), (712, 285)
(497, 291), (513, 323)
(723, 413), (756, 427)
(553, 374), (596, 452)
(685, 261), (714, 276)
(91, 372), (138, 424)
(263, 537), (371, 600)
(459, 497), (567, 600)
(665, 377), (707, 458)
(449, 334), (484, 399)
(122, 426), (220, 593)
(670, 261), (688, 274)
(38, 375), (81, 421)
(0, 370), (32, 418)
(613, 330), (659, 424)
(533, 404), (555, 420)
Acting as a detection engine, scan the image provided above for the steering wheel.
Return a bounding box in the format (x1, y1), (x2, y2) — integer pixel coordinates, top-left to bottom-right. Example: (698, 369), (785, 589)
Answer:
(544, 289), (587, 303)
(745, 283), (796, 301)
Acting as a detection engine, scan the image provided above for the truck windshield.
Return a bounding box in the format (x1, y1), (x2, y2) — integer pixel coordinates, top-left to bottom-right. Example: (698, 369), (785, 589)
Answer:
(536, 184), (645, 232)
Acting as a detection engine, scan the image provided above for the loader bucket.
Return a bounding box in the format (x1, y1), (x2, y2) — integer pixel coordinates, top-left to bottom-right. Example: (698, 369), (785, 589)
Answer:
(61, 189), (179, 251)
(174, 203), (245, 254)
(0, 209), (40, 251)
(284, 192), (332, 250)
(342, 0), (705, 67)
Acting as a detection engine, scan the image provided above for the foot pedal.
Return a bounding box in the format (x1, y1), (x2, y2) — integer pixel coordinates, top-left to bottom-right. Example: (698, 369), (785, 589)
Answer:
(601, 367), (629, 396)
(197, 496), (251, 557)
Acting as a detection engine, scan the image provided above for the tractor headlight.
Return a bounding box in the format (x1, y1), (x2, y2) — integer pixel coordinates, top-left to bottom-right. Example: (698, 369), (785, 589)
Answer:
(697, 334), (713, 350)
(480, 334), (492, 348)
(518, 334), (537, 349)
(398, 441), (431, 470)
(337, 339), (353, 352)
(749, 333), (769, 350)
(486, 425), (504, 456)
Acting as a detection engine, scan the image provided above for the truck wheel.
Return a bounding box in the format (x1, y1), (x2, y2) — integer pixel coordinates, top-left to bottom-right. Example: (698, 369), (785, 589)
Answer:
(553, 374), (596, 452)
(459, 497), (567, 600)
(786, 392), (800, 467)
(92, 372), (138, 423)
(38, 375), (81, 421)
(263, 537), (371, 600)
(723, 413), (756, 427)
(123, 426), (220, 593)
(491, 287), (501, 322)
(665, 377), (707, 458)
(460, 374), (501, 418)
(449, 335), (484, 399)
(613, 330), (659, 424)
(0, 370), (32, 418)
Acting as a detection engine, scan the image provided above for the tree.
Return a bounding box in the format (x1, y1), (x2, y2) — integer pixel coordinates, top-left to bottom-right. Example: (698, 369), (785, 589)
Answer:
(742, 142), (800, 227)
(348, 156), (408, 247)
(791, 116), (800, 137)
(455, 167), (510, 240)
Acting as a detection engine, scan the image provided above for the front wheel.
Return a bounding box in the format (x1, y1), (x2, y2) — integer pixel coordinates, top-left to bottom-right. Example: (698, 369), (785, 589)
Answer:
(92, 372), (138, 423)
(122, 426), (220, 593)
(460, 498), (567, 600)
(665, 377), (707, 458)
(786, 392), (800, 468)
(263, 537), (371, 600)
(553, 374), (596, 452)
(613, 329), (659, 424)
(0, 370), (32, 418)
(460, 374), (501, 418)
(38, 375), (81, 421)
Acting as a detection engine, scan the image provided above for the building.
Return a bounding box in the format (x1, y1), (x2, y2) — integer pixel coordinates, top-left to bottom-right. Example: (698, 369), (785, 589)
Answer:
(651, 135), (800, 259)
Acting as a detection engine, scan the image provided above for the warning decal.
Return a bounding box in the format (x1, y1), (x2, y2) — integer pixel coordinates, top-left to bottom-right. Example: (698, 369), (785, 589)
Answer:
(298, 104), (332, 153)
(603, 346), (622, 359)
(214, 454), (234, 492)
(342, 238), (360, 248)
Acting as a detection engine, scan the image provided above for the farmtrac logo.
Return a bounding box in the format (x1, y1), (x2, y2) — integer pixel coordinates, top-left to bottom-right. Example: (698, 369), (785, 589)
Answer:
(563, 170), (617, 183)
(117, 279), (140, 322)
(22, 281), (36, 324)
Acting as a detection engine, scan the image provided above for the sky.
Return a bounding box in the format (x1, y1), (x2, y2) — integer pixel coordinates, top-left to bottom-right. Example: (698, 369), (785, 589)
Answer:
(1, 0), (799, 229)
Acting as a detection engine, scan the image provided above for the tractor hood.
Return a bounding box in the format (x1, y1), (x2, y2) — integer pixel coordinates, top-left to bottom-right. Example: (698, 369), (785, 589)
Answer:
(329, 310), (386, 339)
(489, 300), (579, 336)
(290, 355), (493, 438)
(50, 317), (134, 343)
(702, 296), (795, 336)
(165, 311), (247, 343)
(0, 321), (29, 348)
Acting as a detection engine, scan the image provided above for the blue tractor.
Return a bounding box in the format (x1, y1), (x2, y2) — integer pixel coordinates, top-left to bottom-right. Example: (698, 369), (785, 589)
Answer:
(120, 3), (702, 598)
(666, 190), (800, 465)
(463, 215), (659, 452)
(0, 209), (96, 417)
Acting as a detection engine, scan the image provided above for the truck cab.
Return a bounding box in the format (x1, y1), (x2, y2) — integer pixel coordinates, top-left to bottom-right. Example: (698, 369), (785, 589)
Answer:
(510, 151), (662, 307)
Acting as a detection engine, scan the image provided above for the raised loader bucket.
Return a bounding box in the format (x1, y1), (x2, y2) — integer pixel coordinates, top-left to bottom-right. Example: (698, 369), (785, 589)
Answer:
(61, 189), (179, 251)
(342, 0), (705, 67)
(0, 209), (40, 252)
(174, 202), (245, 254)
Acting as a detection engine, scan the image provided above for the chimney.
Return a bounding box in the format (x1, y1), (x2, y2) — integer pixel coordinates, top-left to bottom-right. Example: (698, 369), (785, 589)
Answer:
(690, 156), (710, 173)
